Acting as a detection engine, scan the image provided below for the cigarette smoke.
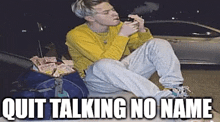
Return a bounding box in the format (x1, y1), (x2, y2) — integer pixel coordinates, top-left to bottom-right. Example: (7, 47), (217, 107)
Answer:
(132, 1), (159, 14)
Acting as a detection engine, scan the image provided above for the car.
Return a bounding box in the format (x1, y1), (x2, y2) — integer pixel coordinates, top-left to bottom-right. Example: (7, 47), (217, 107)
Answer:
(145, 20), (220, 65)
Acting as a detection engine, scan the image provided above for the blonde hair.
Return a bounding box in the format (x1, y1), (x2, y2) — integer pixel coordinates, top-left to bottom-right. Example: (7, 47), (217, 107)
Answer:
(71, 0), (109, 18)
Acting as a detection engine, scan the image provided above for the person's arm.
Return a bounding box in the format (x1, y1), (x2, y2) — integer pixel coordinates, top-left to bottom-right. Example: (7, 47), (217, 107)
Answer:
(66, 21), (140, 62)
(127, 28), (153, 50)
(126, 15), (153, 50)
(66, 31), (129, 62)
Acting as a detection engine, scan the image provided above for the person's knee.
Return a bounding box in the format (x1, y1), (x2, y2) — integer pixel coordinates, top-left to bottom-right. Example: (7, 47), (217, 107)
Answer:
(148, 38), (172, 48)
(93, 58), (119, 70)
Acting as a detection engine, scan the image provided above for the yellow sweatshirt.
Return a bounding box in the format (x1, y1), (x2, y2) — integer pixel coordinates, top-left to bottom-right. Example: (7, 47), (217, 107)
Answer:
(65, 22), (153, 78)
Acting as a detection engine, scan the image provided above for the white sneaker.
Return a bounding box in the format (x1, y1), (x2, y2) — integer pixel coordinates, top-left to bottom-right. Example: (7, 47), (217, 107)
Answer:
(164, 85), (191, 97)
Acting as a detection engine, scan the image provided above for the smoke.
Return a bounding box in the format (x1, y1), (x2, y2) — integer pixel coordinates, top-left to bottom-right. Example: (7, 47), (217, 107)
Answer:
(132, 1), (159, 15)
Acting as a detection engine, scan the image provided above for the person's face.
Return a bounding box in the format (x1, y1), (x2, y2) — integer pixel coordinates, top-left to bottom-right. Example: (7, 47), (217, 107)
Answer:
(92, 2), (120, 26)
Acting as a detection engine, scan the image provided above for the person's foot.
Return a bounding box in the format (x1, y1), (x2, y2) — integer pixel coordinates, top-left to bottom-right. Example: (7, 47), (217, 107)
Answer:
(164, 84), (191, 98)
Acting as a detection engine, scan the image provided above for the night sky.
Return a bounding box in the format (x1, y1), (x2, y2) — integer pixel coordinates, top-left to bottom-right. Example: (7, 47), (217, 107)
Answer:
(111, 0), (220, 28)
(0, 0), (219, 26)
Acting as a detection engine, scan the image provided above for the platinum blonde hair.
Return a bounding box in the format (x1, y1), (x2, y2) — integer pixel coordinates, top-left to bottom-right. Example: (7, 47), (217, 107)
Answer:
(71, 0), (109, 18)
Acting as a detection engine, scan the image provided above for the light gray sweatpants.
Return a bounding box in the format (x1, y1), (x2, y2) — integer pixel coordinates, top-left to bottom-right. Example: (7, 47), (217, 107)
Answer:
(84, 38), (184, 101)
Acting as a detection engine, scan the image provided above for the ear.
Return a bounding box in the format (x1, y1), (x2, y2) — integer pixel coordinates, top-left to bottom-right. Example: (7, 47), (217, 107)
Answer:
(84, 16), (95, 22)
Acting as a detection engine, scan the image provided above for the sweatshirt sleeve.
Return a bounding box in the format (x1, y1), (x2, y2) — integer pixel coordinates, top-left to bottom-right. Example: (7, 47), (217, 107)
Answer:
(66, 30), (129, 62)
(128, 28), (153, 50)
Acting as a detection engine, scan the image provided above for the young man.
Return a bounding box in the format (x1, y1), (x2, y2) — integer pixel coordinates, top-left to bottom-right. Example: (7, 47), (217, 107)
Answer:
(66, 0), (189, 103)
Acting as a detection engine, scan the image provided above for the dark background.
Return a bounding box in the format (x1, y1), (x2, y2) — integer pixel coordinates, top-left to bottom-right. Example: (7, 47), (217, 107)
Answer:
(0, 0), (220, 58)
(0, 0), (220, 116)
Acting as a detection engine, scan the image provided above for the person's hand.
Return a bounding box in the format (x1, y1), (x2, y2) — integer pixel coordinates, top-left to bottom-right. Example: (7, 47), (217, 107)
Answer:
(118, 21), (139, 37)
(128, 15), (146, 32)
